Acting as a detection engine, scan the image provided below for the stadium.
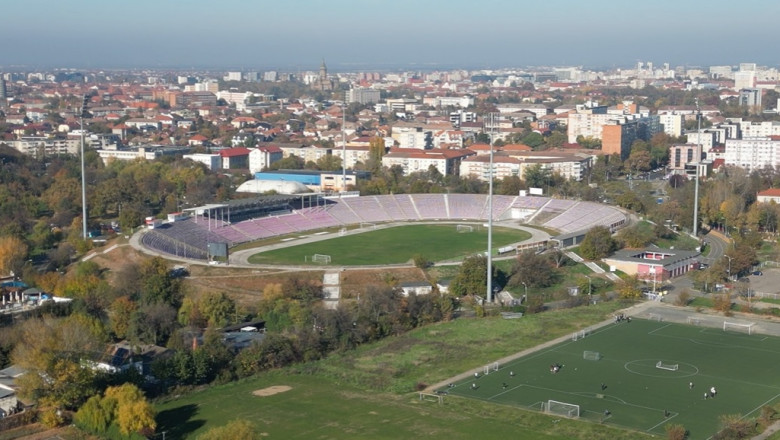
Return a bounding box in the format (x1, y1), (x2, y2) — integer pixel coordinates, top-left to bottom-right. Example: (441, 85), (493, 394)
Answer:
(139, 193), (628, 264)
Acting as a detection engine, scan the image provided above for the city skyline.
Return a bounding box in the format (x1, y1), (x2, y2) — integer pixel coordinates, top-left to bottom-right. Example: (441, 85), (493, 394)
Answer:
(3, 0), (780, 70)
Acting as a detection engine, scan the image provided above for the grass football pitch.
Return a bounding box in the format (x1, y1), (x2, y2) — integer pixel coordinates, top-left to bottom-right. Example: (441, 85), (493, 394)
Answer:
(443, 318), (780, 438)
(248, 224), (531, 265)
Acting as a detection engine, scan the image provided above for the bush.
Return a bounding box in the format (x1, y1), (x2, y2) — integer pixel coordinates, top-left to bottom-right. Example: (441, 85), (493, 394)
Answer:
(665, 423), (687, 440)
(39, 408), (66, 428)
(675, 290), (691, 306)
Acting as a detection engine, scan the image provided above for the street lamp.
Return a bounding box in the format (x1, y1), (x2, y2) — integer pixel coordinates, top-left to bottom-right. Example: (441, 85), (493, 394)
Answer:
(521, 281), (527, 303)
(724, 255), (733, 281)
(585, 275), (592, 299)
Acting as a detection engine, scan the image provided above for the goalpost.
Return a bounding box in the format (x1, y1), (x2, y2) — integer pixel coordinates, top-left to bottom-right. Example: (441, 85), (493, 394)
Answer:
(648, 313), (664, 322)
(583, 350), (601, 361)
(723, 321), (755, 335)
(545, 400), (580, 418)
(419, 392), (444, 405)
(571, 329), (589, 341)
(687, 316), (703, 326)
(656, 361), (679, 371)
(311, 254), (332, 264)
(456, 224), (474, 233)
(483, 362), (499, 375)
(360, 222), (377, 230)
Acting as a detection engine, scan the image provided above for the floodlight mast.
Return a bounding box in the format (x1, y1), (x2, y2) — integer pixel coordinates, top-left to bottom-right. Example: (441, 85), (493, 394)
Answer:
(486, 113), (497, 303)
(693, 98), (701, 237)
(80, 95), (89, 239)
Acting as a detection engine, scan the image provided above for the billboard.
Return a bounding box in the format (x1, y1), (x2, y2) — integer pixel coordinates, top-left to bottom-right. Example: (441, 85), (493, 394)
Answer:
(208, 242), (229, 258)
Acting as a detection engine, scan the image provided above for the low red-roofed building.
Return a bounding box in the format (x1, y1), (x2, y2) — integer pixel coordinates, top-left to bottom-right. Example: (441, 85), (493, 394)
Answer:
(757, 188), (780, 204)
(219, 147), (250, 169)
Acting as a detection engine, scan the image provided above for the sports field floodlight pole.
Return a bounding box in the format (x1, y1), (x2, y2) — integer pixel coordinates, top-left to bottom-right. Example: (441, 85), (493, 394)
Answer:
(341, 94), (346, 193)
(693, 98), (701, 237)
(80, 94), (89, 239)
(485, 112), (497, 303)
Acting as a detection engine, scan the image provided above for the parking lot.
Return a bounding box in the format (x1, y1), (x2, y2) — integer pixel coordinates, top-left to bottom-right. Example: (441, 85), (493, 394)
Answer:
(741, 266), (780, 296)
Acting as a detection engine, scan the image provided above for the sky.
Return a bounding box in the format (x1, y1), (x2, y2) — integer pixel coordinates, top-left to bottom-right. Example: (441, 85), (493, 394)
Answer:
(3, 0), (780, 71)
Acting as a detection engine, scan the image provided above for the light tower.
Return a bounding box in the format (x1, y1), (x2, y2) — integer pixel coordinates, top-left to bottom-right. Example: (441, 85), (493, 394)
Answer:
(80, 95), (89, 239)
(693, 98), (701, 237)
(485, 113), (498, 303)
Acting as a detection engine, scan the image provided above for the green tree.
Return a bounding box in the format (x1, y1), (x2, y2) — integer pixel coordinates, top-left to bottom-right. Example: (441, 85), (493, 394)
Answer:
(450, 255), (492, 297)
(315, 154), (342, 172)
(200, 292), (236, 327)
(617, 275), (642, 299)
(579, 226), (617, 260)
(140, 257), (182, 307)
(522, 164), (551, 189)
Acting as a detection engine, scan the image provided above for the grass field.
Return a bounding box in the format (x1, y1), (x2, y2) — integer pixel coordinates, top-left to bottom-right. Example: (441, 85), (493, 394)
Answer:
(248, 224), (531, 265)
(444, 318), (780, 439)
(157, 302), (662, 440)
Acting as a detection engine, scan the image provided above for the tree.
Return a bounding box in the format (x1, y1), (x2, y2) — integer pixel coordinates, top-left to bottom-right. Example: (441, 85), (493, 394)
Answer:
(523, 164), (551, 189)
(315, 154), (342, 172)
(579, 226), (617, 260)
(617, 275), (642, 299)
(140, 257), (182, 307)
(715, 413), (755, 439)
(0, 235), (27, 276)
(197, 419), (263, 440)
(13, 316), (103, 409)
(109, 296), (137, 339)
(450, 255), (491, 297)
(106, 384), (156, 436)
(200, 292), (236, 327)
(509, 252), (559, 288)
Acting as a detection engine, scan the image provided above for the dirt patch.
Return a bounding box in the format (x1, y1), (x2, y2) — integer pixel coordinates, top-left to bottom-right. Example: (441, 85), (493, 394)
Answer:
(341, 268), (426, 298)
(252, 385), (292, 397)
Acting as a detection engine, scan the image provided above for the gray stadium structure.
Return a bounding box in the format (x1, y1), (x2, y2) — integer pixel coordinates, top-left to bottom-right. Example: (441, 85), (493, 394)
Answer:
(140, 194), (627, 261)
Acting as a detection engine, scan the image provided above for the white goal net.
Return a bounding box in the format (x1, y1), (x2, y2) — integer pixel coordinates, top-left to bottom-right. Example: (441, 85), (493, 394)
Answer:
(571, 329), (589, 341)
(656, 361), (679, 371)
(311, 254), (332, 264)
(583, 350), (601, 361)
(457, 224), (474, 233)
(360, 222), (377, 230)
(723, 321), (755, 335)
(483, 362), (499, 375)
(545, 400), (580, 418)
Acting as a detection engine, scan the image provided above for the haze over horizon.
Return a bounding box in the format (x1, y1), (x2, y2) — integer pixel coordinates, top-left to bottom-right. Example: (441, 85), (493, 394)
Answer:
(3, 0), (779, 71)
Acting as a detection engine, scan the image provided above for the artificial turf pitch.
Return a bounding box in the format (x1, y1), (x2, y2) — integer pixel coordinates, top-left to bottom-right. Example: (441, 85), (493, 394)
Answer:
(442, 318), (780, 439)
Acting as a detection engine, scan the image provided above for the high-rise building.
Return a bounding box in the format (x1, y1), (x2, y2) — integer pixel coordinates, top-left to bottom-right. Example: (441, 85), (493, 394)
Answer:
(346, 88), (380, 105)
(0, 77), (7, 107)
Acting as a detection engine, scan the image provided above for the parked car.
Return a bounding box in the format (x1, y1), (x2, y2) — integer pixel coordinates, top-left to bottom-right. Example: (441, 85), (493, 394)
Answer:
(753, 270), (763, 276)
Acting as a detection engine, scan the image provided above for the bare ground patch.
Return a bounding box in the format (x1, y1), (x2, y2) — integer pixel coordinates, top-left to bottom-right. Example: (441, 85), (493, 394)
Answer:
(341, 268), (426, 298)
(252, 385), (292, 397)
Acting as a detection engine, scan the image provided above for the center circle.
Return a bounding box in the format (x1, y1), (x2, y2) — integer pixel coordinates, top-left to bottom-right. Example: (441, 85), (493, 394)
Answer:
(624, 359), (699, 378)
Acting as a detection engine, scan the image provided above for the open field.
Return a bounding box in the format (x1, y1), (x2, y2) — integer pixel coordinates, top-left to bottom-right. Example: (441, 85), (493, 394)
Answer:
(247, 224), (531, 266)
(445, 318), (780, 439)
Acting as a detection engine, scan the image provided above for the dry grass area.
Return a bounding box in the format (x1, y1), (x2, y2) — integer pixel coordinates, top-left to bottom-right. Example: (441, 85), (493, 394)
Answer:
(185, 270), (323, 306)
(251, 385), (292, 397)
(340, 268), (426, 298)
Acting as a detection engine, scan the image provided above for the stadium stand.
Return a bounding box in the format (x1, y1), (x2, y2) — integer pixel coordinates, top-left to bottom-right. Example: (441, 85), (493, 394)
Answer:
(140, 194), (627, 260)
